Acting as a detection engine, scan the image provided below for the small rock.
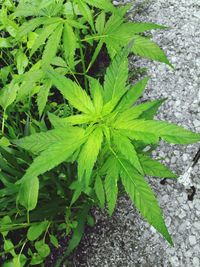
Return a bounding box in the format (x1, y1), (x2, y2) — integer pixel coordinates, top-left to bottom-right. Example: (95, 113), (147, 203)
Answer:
(193, 222), (200, 231)
(170, 256), (179, 266)
(193, 257), (200, 267)
(171, 156), (177, 164)
(189, 235), (196, 246)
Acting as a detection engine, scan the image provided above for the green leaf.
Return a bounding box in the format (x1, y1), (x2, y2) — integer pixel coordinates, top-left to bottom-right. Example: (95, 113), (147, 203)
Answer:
(30, 22), (60, 56)
(46, 69), (95, 113)
(120, 160), (173, 245)
(103, 47), (128, 104)
(0, 37), (11, 48)
(95, 175), (105, 210)
(113, 22), (167, 37)
(83, 0), (115, 11)
(103, 156), (119, 216)
(113, 132), (143, 174)
(95, 12), (105, 34)
(138, 99), (166, 120)
(50, 235), (59, 248)
(89, 77), (104, 114)
(1, 216), (12, 237)
(35, 240), (50, 258)
(77, 0), (95, 31)
(114, 99), (166, 125)
(0, 82), (18, 111)
(15, 126), (85, 154)
(132, 36), (173, 67)
(27, 221), (49, 241)
(116, 119), (200, 144)
(78, 127), (103, 185)
(139, 154), (177, 178)
(20, 132), (86, 184)
(16, 49), (28, 75)
(4, 239), (16, 257)
(63, 22), (77, 70)
(66, 203), (91, 256)
(117, 77), (150, 111)
(42, 23), (63, 67)
(16, 17), (47, 39)
(37, 80), (52, 116)
(18, 176), (39, 211)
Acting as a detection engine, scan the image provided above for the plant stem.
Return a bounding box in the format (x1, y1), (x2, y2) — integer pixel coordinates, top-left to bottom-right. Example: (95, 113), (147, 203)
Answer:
(1, 111), (5, 134)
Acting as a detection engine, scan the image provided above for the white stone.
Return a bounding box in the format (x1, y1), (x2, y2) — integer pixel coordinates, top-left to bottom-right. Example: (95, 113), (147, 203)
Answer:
(189, 235), (196, 246)
(193, 257), (200, 267)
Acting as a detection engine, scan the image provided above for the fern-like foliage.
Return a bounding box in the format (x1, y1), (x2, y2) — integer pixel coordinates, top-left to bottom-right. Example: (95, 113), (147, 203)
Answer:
(16, 47), (200, 245)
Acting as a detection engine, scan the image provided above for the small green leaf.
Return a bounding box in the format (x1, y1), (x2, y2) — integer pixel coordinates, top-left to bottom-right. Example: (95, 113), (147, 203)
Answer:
(1, 216), (12, 237)
(104, 157), (119, 216)
(16, 49), (28, 74)
(0, 82), (18, 111)
(77, 0), (95, 31)
(37, 80), (52, 116)
(35, 240), (50, 258)
(139, 154), (177, 178)
(42, 23), (63, 67)
(18, 176), (39, 211)
(0, 37), (11, 48)
(95, 12), (105, 34)
(115, 119), (200, 144)
(113, 132), (143, 174)
(63, 22), (77, 70)
(117, 77), (150, 111)
(95, 175), (105, 210)
(120, 160), (173, 245)
(30, 22), (60, 56)
(4, 239), (16, 257)
(132, 36), (173, 67)
(78, 127), (103, 185)
(46, 69), (95, 113)
(89, 77), (104, 114)
(27, 221), (49, 241)
(50, 235), (59, 248)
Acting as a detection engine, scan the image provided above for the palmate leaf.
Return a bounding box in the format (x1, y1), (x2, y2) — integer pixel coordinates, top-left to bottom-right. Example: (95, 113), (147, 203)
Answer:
(119, 159), (173, 244)
(139, 154), (177, 178)
(78, 127), (103, 185)
(46, 69), (95, 114)
(115, 119), (200, 144)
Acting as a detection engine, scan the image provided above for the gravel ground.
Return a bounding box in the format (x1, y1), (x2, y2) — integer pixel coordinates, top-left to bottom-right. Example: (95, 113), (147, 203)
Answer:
(70, 1), (200, 266)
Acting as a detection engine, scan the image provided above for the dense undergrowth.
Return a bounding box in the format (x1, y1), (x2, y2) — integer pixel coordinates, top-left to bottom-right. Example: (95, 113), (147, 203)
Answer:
(0, 0), (200, 266)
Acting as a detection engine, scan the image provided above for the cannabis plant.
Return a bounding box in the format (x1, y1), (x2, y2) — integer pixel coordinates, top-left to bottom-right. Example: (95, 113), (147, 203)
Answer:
(0, 0), (199, 266)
